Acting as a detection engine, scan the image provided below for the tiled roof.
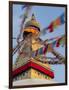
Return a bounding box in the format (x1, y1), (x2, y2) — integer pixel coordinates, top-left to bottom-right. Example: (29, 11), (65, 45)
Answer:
(13, 60), (54, 78)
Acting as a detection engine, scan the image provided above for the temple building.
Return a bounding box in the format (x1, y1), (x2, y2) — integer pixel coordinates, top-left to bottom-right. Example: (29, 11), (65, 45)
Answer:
(13, 14), (54, 81)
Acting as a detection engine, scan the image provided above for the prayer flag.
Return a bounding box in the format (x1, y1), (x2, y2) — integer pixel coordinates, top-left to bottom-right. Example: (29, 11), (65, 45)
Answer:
(56, 38), (61, 47)
(44, 13), (65, 33)
(60, 13), (65, 24)
(47, 23), (53, 32)
(43, 45), (48, 54)
(39, 47), (43, 54)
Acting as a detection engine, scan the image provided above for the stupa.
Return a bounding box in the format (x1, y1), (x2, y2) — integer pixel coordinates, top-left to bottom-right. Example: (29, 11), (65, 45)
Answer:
(13, 14), (54, 81)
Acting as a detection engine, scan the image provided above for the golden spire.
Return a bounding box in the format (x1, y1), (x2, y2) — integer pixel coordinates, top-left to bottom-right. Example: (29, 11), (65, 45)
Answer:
(31, 13), (36, 20)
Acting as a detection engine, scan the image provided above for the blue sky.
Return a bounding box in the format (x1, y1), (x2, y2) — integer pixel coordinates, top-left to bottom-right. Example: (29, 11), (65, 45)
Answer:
(13, 4), (65, 83)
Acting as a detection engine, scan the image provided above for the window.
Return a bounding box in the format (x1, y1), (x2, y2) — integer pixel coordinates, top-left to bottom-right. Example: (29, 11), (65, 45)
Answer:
(23, 73), (25, 76)
(45, 75), (47, 79)
(38, 72), (40, 75)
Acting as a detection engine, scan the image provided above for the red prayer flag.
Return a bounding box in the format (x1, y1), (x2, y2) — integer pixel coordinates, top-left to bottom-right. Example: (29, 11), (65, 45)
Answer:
(47, 23), (53, 32)
(56, 38), (61, 47)
(56, 41), (60, 47)
(43, 45), (48, 54)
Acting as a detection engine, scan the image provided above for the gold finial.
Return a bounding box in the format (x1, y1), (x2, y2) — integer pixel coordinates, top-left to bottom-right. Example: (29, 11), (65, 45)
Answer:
(31, 14), (36, 20)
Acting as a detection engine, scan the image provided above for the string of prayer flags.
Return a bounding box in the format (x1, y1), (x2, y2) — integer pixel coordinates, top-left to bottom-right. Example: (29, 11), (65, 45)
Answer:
(32, 35), (65, 57)
(32, 45), (48, 57)
(49, 35), (65, 48)
(53, 13), (65, 29)
(42, 13), (65, 34)
(49, 13), (65, 32)
(56, 35), (65, 47)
